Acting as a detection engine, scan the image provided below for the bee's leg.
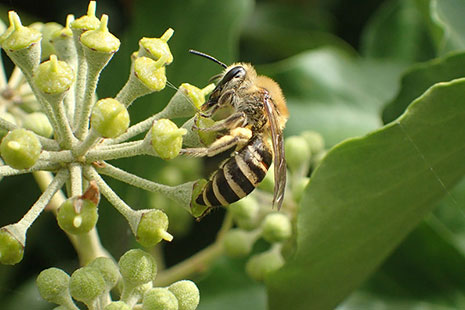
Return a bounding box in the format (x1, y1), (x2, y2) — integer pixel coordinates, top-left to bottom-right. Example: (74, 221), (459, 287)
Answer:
(200, 112), (247, 133)
(181, 127), (252, 157)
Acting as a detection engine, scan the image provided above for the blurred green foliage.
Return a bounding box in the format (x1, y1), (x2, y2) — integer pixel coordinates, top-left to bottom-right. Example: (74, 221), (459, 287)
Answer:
(1, 0), (465, 309)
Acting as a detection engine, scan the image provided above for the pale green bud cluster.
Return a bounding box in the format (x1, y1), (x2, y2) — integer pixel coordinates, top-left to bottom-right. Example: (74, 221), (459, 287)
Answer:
(221, 131), (326, 282)
(36, 250), (200, 310)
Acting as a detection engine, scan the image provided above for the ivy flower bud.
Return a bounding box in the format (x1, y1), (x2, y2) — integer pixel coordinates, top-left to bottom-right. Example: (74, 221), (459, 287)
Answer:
(285, 135), (310, 174)
(0, 228), (24, 265)
(168, 280), (200, 310)
(34, 54), (75, 94)
(104, 301), (131, 310)
(51, 15), (75, 64)
(143, 288), (178, 310)
(70, 1), (100, 32)
(57, 196), (98, 235)
(36, 267), (71, 305)
(1, 11), (41, 51)
(151, 119), (187, 160)
(88, 257), (120, 291)
(134, 56), (167, 92)
(190, 179), (209, 219)
(245, 249), (284, 282)
(139, 28), (174, 67)
(91, 98), (130, 138)
(1, 128), (41, 169)
(80, 14), (120, 54)
(22, 112), (53, 138)
(136, 209), (173, 247)
(30, 22), (63, 60)
(261, 213), (292, 243)
(69, 266), (106, 306)
(1, 12), (42, 76)
(118, 249), (157, 287)
(229, 196), (260, 230)
(180, 83), (215, 110)
(301, 130), (325, 155)
(223, 229), (255, 258)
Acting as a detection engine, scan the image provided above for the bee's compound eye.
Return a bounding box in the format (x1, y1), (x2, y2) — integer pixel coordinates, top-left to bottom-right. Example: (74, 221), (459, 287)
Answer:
(224, 66), (245, 82)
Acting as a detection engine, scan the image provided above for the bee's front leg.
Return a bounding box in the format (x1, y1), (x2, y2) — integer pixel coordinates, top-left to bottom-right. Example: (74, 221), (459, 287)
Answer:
(181, 127), (252, 158)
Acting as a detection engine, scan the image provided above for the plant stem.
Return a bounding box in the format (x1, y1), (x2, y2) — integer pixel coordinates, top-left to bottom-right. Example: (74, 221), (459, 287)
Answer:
(73, 129), (101, 157)
(0, 161), (60, 177)
(155, 212), (233, 286)
(13, 169), (68, 243)
(69, 163), (83, 196)
(85, 140), (149, 162)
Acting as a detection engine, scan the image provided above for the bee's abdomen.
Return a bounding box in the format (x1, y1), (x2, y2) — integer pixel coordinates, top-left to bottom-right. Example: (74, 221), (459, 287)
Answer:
(196, 136), (272, 207)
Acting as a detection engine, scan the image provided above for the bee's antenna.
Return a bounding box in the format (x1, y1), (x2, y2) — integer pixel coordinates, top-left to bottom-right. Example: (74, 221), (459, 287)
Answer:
(189, 49), (227, 69)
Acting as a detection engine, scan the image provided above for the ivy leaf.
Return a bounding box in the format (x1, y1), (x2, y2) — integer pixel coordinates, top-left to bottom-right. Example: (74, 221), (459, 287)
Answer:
(431, 0), (465, 55)
(383, 51), (465, 123)
(267, 78), (465, 310)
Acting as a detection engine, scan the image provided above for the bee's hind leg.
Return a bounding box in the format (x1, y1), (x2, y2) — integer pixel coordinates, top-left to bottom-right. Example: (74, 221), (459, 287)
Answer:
(198, 112), (247, 133)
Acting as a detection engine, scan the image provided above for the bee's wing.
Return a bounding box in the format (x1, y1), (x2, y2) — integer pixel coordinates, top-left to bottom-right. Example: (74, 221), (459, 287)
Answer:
(264, 95), (286, 210)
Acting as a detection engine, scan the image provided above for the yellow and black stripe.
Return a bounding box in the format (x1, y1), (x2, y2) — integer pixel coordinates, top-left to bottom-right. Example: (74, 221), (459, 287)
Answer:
(196, 135), (272, 207)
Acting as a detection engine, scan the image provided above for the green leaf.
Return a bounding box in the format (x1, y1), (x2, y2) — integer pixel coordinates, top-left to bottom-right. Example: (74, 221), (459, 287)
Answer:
(431, 0), (465, 55)
(261, 47), (406, 146)
(267, 78), (465, 310)
(360, 0), (435, 62)
(383, 51), (465, 123)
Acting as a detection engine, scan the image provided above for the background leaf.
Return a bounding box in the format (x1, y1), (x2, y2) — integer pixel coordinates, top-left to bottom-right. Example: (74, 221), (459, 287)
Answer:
(267, 78), (465, 310)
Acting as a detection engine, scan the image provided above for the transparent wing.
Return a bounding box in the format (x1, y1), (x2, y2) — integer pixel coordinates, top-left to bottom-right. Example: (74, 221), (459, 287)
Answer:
(263, 95), (286, 210)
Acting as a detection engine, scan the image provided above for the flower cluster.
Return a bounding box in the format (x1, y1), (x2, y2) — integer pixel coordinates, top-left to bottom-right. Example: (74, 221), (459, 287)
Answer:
(36, 249), (200, 310)
(0, 1), (214, 266)
(222, 130), (325, 282)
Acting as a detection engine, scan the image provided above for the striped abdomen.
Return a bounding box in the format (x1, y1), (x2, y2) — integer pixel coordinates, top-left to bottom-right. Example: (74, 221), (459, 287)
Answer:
(196, 135), (272, 207)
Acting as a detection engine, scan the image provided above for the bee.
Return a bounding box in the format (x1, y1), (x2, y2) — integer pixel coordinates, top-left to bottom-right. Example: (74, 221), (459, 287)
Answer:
(182, 50), (289, 211)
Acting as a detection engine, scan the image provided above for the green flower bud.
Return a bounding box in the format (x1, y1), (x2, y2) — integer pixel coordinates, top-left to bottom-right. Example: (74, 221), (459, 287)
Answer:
(91, 98), (129, 138)
(292, 177), (309, 203)
(51, 15), (75, 63)
(261, 213), (292, 243)
(57, 196), (98, 234)
(69, 266), (106, 305)
(143, 288), (178, 310)
(136, 209), (173, 247)
(118, 249), (157, 287)
(80, 14), (120, 54)
(134, 56), (167, 91)
(34, 54), (74, 94)
(1, 128), (41, 169)
(301, 130), (325, 155)
(0, 112), (16, 138)
(30, 22), (62, 60)
(258, 165), (274, 193)
(70, 1), (100, 32)
(245, 249), (284, 282)
(285, 136), (310, 174)
(88, 257), (120, 291)
(151, 119), (187, 160)
(149, 194), (192, 238)
(1, 11), (41, 50)
(195, 115), (217, 146)
(179, 83), (215, 110)
(139, 28), (174, 66)
(104, 301), (131, 310)
(229, 196), (259, 230)
(223, 229), (255, 258)
(22, 112), (53, 138)
(36, 267), (70, 305)
(190, 179), (209, 219)
(168, 280), (200, 310)
(0, 228), (24, 265)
